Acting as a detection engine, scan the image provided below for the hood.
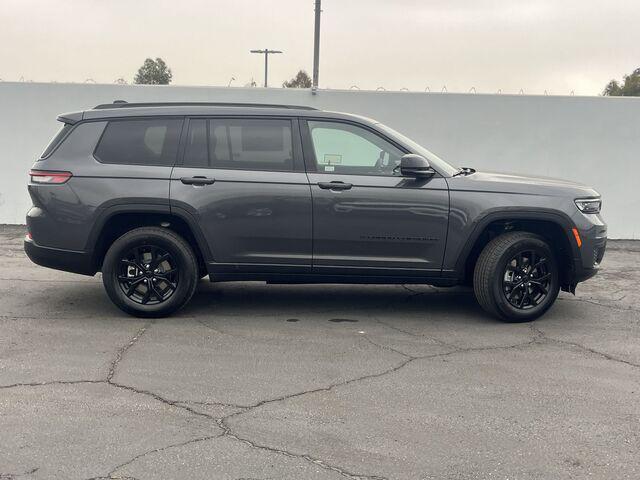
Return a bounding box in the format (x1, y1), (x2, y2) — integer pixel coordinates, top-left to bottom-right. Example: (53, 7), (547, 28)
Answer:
(448, 170), (600, 198)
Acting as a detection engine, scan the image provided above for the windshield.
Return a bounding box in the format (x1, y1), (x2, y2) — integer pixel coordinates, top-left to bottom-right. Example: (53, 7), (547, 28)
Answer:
(375, 123), (459, 177)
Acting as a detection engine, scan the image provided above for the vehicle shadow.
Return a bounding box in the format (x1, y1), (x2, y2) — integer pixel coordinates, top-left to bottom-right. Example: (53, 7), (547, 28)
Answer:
(181, 282), (489, 322)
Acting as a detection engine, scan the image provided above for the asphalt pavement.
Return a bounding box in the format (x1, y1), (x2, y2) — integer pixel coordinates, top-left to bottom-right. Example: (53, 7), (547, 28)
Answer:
(1, 225), (638, 480)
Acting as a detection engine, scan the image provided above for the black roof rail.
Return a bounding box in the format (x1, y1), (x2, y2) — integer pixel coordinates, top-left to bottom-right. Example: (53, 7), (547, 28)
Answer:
(93, 101), (318, 110)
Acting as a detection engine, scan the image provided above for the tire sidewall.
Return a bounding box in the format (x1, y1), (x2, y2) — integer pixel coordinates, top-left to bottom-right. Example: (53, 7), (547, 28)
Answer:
(102, 229), (197, 317)
(491, 236), (560, 322)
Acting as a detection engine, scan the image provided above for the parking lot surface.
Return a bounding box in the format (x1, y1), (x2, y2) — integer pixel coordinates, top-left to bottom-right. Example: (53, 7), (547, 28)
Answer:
(1, 225), (639, 480)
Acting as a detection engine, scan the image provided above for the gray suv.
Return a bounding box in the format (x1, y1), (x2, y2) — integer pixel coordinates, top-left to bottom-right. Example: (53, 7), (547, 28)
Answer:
(24, 101), (607, 321)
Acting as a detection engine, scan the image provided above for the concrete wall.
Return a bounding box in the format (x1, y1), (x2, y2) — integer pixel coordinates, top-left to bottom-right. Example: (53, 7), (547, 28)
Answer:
(1, 82), (638, 238)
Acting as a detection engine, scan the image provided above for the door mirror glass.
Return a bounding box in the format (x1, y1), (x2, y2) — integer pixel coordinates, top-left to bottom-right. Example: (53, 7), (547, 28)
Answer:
(399, 154), (435, 177)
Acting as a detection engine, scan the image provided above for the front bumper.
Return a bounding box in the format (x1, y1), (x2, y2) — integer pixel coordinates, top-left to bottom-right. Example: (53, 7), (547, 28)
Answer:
(570, 219), (607, 284)
(24, 237), (96, 276)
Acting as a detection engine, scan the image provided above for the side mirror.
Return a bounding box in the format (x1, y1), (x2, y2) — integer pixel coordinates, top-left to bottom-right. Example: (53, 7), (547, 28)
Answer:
(399, 154), (435, 177)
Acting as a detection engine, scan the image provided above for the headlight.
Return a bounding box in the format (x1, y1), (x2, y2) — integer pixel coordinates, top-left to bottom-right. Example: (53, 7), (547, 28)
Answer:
(575, 198), (601, 214)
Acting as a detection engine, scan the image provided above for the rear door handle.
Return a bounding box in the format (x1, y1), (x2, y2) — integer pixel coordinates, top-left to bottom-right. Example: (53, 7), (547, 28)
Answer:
(318, 181), (353, 191)
(180, 176), (215, 186)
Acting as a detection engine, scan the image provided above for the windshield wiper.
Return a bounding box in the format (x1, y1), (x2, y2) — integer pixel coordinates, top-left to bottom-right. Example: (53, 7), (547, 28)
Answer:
(452, 167), (476, 177)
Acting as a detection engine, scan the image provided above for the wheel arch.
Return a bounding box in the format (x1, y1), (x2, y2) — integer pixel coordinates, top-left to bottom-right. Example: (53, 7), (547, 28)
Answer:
(87, 205), (212, 272)
(456, 210), (579, 289)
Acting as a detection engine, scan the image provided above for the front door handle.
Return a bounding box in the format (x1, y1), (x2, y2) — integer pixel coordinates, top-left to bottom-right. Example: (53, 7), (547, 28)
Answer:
(180, 176), (215, 186)
(318, 181), (353, 191)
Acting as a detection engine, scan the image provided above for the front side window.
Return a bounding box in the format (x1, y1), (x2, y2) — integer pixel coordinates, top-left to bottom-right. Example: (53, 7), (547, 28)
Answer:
(183, 118), (294, 171)
(94, 118), (182, 166)
(307, 121), (405, 176)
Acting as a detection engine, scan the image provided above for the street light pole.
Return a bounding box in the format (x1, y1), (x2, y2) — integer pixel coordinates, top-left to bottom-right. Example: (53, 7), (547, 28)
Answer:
(250, 49), (283, 88)
(312, 0), (321, 92)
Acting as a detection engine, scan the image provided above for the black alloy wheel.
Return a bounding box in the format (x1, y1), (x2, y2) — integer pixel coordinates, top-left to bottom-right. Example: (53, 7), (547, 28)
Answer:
(102, 227), (199, 318)
(502, 250), (552, 310)
(474, 231), (560, 322)
(117, 245), (178, 305)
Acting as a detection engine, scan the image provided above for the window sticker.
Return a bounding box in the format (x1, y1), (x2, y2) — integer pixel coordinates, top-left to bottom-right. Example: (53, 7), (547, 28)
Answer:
(321, 153), (342, 165)
(324, 165), (335, 172)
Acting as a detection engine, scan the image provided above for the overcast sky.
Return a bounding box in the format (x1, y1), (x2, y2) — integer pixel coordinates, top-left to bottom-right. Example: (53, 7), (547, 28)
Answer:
(1, 0), (638, 95)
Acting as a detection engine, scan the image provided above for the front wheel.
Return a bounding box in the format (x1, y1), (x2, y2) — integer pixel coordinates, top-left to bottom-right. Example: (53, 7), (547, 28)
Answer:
(102, 227), (199, 317)
(473, 232), (560, 322)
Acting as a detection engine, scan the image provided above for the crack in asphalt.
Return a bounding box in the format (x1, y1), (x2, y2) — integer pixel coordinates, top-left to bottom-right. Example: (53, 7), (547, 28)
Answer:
(0, 379), (103, 390)
(0, 277), (101, 284)
(214, 414), (387, 480)
(557, 296), (640, 313)
(361, 334), (418, 359)
(3, 285), (637, 480)
(96, 434), (223, 479)
(106, 381), (224, 422)
(199, 333), (549, 480)
(0, 467), (38, 479)
(530, 324), (640, 369)
(2, 324), (382, 479)
(100, 326), (387, 479)
(176, 399), (249, 409)
(399, 284), (454, 301)
(1, 318), (635, 480)
(1, 333), (542, 478)
(373, 318), (458, 349)
(87, 476), (139, 480)
(107, 322), (153, 382)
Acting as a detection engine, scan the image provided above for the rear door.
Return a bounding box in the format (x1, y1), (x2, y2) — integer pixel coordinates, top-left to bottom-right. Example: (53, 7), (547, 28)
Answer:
(302, 119), (449, 276)
(170, 116), (312, 273)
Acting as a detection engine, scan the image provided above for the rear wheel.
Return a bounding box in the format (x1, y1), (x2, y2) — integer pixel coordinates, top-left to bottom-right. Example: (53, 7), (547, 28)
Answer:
(102, 227), (198, 317)
(473, 232), (559, 322)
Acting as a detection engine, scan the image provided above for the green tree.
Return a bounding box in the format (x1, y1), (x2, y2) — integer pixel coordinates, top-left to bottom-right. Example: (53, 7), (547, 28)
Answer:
(282, 70), (312, 88)
(134, 57), (173, 85)
(602, 67), (640, 96)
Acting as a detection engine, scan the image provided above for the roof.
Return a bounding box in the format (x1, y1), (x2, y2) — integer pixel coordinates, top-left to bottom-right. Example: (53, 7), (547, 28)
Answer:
(93, 101), (318, 110)
(56, 101), (376, 125)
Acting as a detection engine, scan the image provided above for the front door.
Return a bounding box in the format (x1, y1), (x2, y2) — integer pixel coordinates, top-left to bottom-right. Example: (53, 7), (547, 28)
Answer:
(302, 120), (449, 276)
(171, 117), (312, 273)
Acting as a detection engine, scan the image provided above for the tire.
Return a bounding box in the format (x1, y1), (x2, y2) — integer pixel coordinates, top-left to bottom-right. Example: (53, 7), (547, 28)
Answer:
(473, 231), (560, 322)
(102, 227), (199, 318)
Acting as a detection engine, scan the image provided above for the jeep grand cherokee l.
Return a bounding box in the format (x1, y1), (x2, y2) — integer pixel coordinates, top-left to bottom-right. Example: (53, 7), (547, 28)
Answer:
(24, 101), (607, 321)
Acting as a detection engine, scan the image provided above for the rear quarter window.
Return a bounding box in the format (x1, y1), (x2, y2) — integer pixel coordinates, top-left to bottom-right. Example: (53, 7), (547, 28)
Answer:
(40, 124), (73, 159)
(94, 118), (183, 166)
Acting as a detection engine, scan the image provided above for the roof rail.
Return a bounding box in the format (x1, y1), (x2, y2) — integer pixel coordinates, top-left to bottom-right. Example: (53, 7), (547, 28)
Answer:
(93, 101), (318, 110)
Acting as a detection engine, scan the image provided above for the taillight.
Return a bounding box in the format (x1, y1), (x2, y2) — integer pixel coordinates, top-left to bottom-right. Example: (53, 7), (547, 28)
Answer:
(29, 170), (72, 184)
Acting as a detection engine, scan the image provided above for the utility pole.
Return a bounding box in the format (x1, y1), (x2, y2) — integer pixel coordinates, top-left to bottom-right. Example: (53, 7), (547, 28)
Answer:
(312, 0), (321, 92)
(250, 49), (283, 87)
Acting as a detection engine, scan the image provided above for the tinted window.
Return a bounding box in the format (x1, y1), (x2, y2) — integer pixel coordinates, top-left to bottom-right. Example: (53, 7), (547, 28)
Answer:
(40, 123), (73, 159)
(95, 119), (182, 166)
(308, 121), (404, 176)
(184, 119), (208, 168)
(183, 118), (294, 171)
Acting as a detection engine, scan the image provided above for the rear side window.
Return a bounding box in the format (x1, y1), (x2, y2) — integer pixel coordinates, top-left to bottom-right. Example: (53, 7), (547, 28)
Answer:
(184, 118), (294, 171)
(94, 118), (182, 166)
(40, 124), (73, 159)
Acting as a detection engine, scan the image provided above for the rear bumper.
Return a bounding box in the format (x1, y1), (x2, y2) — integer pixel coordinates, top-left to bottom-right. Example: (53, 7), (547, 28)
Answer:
(24, 238), (96, 276)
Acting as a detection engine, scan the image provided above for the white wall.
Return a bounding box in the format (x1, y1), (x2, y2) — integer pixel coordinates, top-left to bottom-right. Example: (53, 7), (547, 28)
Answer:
(1, 82), (638, 238)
